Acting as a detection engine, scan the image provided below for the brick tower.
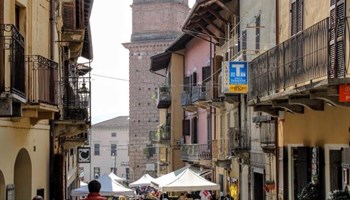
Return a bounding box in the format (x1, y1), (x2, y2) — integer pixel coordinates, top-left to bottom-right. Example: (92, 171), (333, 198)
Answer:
(123, 0), (189, 181)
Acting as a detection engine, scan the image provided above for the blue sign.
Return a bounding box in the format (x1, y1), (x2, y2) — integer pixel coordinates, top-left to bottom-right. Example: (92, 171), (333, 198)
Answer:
(229, 61), (248, 85)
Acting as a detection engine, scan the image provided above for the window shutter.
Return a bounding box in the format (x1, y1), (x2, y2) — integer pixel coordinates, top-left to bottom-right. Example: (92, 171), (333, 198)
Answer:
(242, 30), (247, 61)
(202, 66), (211, 83)
(184, 76), (190, 92)
(213, 55), (223, 99)
(193, 72), (197, 86)
(329, 0), (345, 78)
(291, 0), (303, 36)
(183, 119), (190, 136)
(62, 2), (75, 30)
(192, 117), (198, 143)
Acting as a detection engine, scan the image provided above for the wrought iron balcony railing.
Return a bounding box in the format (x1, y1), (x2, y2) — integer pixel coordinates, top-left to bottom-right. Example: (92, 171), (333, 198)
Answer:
(191, 85), (207, 103)
(212, 139), (230, 160)
(157, 85), (171, 109)
(62, 75), (91, 121)
(229, 128), (250, 152)
(248, 17), (346, 101)
(26, 55), (58, 105)
(181, 91), (191, 106)
(181, 143), (212, 161)
(0, 24), (25, 100)
(149, 124), (171, 143)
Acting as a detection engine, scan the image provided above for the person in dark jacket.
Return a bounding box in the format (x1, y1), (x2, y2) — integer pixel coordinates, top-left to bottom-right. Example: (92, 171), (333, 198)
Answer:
(82, 180), (107, 200)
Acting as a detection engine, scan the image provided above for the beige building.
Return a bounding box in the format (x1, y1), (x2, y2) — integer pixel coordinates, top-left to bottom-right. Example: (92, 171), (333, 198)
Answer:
(81, 116), (130, 182)
(0, 0), (93, 199)
(123, 0), (190, 181)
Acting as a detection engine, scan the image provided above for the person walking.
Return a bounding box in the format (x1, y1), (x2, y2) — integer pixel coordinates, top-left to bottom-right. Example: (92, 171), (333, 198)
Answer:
(82, 180), (107, 200)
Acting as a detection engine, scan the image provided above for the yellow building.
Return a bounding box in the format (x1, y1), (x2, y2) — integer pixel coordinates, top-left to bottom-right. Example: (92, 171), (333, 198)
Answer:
(249, 0), (350, 199)
(0, 0), (93, 199)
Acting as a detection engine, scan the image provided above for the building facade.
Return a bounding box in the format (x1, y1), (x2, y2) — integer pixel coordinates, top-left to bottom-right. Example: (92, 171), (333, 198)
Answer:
(81, 116), (130, 182)
(123, 0), (190, 181)
(0, 0), (93, 200)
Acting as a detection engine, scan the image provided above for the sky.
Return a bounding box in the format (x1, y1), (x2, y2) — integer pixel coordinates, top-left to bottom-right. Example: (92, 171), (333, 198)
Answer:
(90, 0), (196, 124)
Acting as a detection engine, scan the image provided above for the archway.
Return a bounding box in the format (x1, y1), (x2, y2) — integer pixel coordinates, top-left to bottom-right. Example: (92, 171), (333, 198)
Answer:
(0, 170), (5, 200)
(14, 148), (32, 199)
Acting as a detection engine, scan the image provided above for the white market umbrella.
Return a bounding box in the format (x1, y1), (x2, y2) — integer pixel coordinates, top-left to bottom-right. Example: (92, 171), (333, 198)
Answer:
(129, 174), (155, 187)
(151, 166), (203, 189)
(108, 171), (126, 182)
(71, 174), (134, 197)
(80, 181), (88, 186)
(154, 168), (220, 192)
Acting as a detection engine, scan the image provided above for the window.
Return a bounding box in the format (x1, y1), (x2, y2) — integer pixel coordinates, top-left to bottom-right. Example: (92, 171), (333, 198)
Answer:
(111, 144), (117, 156)
(93, 167), (100, 179)
(290, 0), (303, 36)
(111, 132), (116, 137)
(94, 144), (100, 155)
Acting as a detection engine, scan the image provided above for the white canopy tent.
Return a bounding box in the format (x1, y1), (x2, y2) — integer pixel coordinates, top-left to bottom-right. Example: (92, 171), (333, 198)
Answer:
(151, 166), (209, 189)
(108, 172), (126, 182)
(71, 174), (134, 197)
(129, 174), (155, 187)
(152, 168), (220, 192)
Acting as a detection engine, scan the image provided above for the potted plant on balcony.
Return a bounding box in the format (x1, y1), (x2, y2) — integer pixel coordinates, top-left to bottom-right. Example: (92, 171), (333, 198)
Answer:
(264, 180), (275, 192)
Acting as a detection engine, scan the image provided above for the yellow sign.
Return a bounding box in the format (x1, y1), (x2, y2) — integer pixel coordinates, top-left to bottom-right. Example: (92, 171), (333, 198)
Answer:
(229, 84), (248, 93)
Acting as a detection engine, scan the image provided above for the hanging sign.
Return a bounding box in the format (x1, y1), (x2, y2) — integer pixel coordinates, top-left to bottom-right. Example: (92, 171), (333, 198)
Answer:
(339, 84), (350, 102)
(222, 61), (248, 94)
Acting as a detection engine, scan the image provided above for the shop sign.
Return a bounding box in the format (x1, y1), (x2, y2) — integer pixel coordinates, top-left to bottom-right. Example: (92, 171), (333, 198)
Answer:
(339, 84), (350, 102)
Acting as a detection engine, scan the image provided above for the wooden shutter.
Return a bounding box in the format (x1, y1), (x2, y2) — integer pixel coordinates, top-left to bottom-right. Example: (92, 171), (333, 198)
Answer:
(183, 119), (190, 136)
(184, 76), (190, 92)
(291, 0), (303, 36)
(242, 30), (247, 61)
(213, 55), (223, 99)
(202, 66), (211, 83)
(329, 0), (346, 78)
(62, 2), (75, 30)
(192, 117), (198, 143)
(192, 72), (197, 86)
(76, 0), (85, 29)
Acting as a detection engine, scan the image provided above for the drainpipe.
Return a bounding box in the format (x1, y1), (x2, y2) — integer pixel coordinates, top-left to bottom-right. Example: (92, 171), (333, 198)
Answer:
(50, 0), (55, 60)
(275, 1), (279, 199)
(49, 1), (56, 200)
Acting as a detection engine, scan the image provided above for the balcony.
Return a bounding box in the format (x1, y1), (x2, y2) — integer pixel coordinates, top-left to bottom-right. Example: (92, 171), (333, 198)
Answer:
(181, 91), (197, 112)
(149, 124), (171, 143)
(248, 17), (350, 112)
(61, 0), (86, 59)
(54, 63), (91, 139)
(192, 85), (210, 108)
(206, 80), (224, 108)
(180, 144), (211, 162)
(22, 55), (59, 123)
(259, 122), (276, 153)
(157, 85), (171, 109)
(0, 24), (25, 117)
(229, 128), (250, 156)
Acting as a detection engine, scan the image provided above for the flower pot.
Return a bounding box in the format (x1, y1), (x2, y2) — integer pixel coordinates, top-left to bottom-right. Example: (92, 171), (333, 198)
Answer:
(264, 181), (275, 192)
